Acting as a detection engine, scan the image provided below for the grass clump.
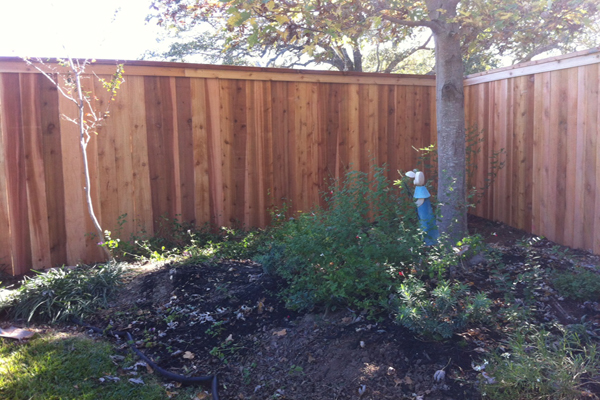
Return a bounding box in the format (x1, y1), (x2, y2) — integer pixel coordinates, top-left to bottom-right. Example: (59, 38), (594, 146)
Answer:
(0, 333), (179, 400)
(484, 326), (600, 399)
(1, 263), (123, 323)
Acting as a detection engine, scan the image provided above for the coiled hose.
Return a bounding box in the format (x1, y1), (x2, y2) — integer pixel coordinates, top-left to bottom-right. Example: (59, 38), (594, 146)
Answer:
(73, 318), (219, 400)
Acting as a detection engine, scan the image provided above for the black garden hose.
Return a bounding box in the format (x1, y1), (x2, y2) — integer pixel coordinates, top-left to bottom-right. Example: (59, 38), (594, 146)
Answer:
(72, 318), (219, 400)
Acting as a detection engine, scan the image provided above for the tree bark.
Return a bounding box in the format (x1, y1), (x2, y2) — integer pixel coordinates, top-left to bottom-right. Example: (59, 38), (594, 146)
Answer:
(427, 0), (468, 245)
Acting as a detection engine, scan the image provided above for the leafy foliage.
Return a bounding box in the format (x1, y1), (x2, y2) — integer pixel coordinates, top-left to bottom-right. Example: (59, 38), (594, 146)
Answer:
(392, 278), (492, 339)
(552, 267), (600, 301)
(257, 166), (424, 312)
(148, 0), (599, 73)
(102, 214), (268, 264)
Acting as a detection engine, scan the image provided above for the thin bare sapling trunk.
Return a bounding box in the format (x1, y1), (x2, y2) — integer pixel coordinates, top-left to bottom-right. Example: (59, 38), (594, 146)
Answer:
(23, 57), (124, 261)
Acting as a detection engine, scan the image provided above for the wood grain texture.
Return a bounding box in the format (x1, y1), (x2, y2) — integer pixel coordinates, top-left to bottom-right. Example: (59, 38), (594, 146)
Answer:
(2, 53), (600, 275)
(2, 74), (32, 273)
(39, 74), (67, 267)
(20, 74), (51, 270)
(0, 77), (13, 274)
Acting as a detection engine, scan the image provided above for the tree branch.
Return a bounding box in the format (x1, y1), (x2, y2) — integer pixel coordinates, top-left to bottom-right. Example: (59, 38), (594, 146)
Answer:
(383, 34), (433, 73)
(516, 43), (560, 63)
(380, 14), (438, 30)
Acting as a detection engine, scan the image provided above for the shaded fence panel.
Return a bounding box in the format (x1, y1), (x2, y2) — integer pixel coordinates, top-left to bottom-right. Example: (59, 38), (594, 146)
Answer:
(0, 59), (436, 275)
(465, 51), (600, 254)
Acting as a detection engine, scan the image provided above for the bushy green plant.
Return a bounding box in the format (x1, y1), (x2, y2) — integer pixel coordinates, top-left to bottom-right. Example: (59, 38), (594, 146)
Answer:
(101, 213), (270, 263)
(484, 327), (600, 399)
(393, 277), (493, 340)
(260, 166), (425, 312)
(552, 268), (600, 302)
(1, 263), (123, 323)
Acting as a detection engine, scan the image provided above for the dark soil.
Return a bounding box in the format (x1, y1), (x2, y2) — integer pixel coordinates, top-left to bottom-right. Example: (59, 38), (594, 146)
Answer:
(6, 215), (599, 399)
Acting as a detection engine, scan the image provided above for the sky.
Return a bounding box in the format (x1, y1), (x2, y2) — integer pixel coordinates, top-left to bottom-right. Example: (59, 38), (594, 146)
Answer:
(0, 0), (166, 61)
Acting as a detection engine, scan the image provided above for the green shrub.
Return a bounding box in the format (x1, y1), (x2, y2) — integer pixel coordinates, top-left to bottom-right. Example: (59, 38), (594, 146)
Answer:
(102, 213), (271, 264)
(552, 268), (600, 301)
(102, 214), (221, 262)
(392, 277), (493, 340)
(484, 327), (600, 399)
(260, 165), (425, 312)
(1, 263), (123, 323)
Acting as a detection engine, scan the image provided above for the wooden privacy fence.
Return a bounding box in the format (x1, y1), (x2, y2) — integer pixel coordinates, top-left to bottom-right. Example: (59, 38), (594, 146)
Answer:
(2, 48), (599, 276)
(465, 48), (600, 254)
(0, 58), (437, 275)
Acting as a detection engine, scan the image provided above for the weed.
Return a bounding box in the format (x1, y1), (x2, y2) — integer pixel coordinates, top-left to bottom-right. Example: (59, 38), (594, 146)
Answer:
(552, 267), (600, 301)
(484, 327), (600, 399)
(288, 365), (304, 376)
(209, 341), (245, 364)
(205, 321), (227, 338)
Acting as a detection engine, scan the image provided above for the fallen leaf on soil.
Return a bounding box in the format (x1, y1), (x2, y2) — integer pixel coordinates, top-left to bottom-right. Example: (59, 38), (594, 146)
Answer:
(193, 392), (210, 400)
(257, 298), (265, 314)
(273, 329), (287, 336)
(226, 334), (234, 342)
(0, 326), (35, 340)
(474, 347), (487, 353)
(308, 354), (316, 363)
(166, 391), (178, 398)
(183, 351), (195, 359)
(403, 376), (413, 385)
(129, 377), (145, 385)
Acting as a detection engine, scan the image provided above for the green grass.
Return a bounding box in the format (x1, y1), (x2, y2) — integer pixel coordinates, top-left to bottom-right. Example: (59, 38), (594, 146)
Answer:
(0, 333), (196, 400)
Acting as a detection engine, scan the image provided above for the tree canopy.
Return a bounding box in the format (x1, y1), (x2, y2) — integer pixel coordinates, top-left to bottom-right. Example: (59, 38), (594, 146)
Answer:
(148, 0), (599, 74)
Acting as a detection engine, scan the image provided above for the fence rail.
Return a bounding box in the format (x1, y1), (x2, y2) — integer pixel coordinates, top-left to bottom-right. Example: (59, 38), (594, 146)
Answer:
(0, 58), (437, 275)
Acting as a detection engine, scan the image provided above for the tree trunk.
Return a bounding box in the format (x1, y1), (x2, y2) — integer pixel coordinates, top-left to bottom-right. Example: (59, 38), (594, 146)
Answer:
(428, 0), (468, 245)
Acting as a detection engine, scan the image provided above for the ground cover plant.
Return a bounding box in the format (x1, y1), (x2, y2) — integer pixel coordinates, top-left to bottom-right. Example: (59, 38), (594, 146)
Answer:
(1, 168), (600, 399)
(0, 263), (123, 323)
(0, 332), (200, 400)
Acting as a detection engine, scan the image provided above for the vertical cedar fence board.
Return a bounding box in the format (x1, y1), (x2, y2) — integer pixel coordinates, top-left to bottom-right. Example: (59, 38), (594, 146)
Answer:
(464, 48), (600, 254)
(1, 48), (599, 276)
(0, 58), (436, 275)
